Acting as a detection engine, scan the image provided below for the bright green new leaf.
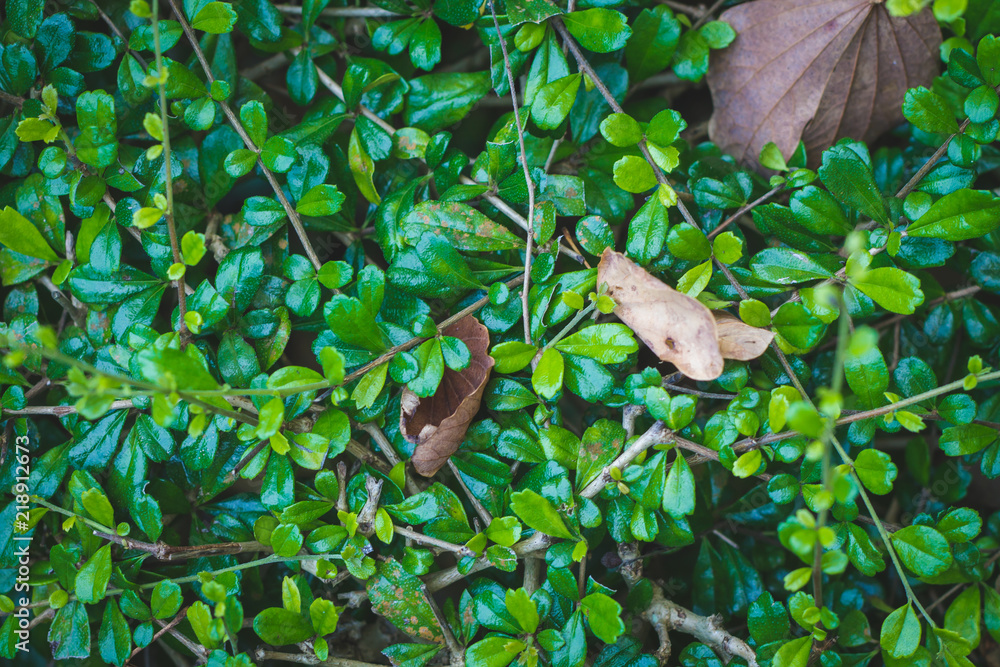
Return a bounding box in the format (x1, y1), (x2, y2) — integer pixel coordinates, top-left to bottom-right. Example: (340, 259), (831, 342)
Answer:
(881, 603), (921, 659)
(0, 206), (59, 261)
(510, 489), (575, 539)
(562, 9), (632, 53)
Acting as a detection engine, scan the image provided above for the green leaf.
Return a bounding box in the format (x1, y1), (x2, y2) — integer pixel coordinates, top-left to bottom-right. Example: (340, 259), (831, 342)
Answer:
(352, 363), (389, 409)
(613, 155), (657, 193)
(580, 593), (624, 643)
(663, 452), (695, 517)
(49, 601), (91, 660)
(881, 603), (921, 659)
(403, 201), (525, 251)
(510, 489), (575, 539)
(891, 525), (953, 577)
(531, 73), (582, 130)
(732, 449), (762, 478)
(192, 2), (238, 33)
(76, 545), (112, 604)
(945, 585), (981, 650)
(296, 184), (346, 217)
(261, 135), (297, 173)
(465, 637), (523, 667)
(939, 423), (998, 456)
(849, 267), (924, 315)
(99, 598), (131, 666)
(490, 341), (537, 374)
(405, 72), (491, 133)
(368, 559), (444, 641)
(712, 232), (743, 264)
(907, 189), (1000, 241)
(240, 100), (268, 147)
(626, 7), (681, 81)
(555, 324), (637, 363)
(818, 144), (887, 224)
(563, 9), (632, 53)
(253, 607), (314, 645)
(532, 348), (564, 400)
(505, 588), (539, 634)
(599, 113), (643, 147)
(151, 581), (182, 620)
(0, 206), (59, 261)
(626, 195), (668, 263)
(8, 0), (45, 39)
(965, 85), (998, 124)
(699, 20), (735, 48)
(325, 295), (388, 353)
(844, 330), (889, 407)
(350, 127), (381, 205)
(790, 186), (852, 235)
(902, 87), (960, 134)
(773, 636), (812, 667)
(751, 248), (834, 284)
(75, 90), (118, 169)
(854, 449), (897, 495)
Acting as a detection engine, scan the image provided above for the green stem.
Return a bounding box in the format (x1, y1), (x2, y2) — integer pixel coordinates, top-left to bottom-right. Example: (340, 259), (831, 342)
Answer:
(151, 0), (188, 338)
(543, 302), (596, 351)
(811, 292), (852, 606)
(830, 436), (937, 627)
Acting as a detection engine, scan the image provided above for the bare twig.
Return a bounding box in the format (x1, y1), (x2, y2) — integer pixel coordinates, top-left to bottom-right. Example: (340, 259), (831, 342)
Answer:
(489, 0), (536, 344)
(618, 542), (759, 667)
(395, 525), (475, 557)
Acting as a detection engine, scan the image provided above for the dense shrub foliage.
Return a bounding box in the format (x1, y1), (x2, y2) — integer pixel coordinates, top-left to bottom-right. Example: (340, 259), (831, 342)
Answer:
(1, 0), (1000, 666)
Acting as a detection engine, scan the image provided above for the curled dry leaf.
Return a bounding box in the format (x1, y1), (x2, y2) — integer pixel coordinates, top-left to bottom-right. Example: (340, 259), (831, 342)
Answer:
(401, 316), (493, 476)
(598, 249), (723, 381)
(707, 0), (940, 168)
(714, 311), (775, 360)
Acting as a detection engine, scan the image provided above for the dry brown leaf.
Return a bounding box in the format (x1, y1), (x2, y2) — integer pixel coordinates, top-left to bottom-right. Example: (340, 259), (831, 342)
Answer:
(706, 0), (940, 167)
(401, 316), (493, 477)
(598, 249), (724, 381)
(714, 311), (775, 361)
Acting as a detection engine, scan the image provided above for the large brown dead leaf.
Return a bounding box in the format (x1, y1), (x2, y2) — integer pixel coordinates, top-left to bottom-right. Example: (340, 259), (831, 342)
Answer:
(401, 316), (493, 477)
(707, 0), (940, 167)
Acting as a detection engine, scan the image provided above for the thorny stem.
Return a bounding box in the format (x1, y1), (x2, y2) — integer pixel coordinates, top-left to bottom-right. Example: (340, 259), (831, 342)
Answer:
(152, 0), (189, 340)
(552, 17), (701, 229)
(488, 0), (536, 345)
